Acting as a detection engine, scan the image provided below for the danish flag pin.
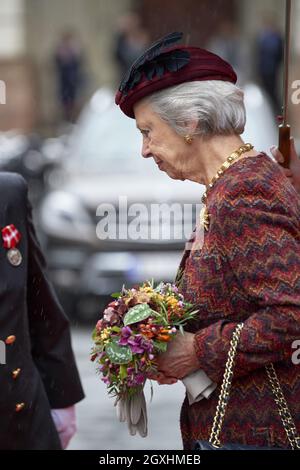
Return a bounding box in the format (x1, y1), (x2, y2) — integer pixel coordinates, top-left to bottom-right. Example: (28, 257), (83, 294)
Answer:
(1, 224), (22, 266)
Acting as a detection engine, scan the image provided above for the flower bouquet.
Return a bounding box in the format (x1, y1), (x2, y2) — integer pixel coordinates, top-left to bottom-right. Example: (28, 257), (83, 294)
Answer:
(91, 280), (198, 436)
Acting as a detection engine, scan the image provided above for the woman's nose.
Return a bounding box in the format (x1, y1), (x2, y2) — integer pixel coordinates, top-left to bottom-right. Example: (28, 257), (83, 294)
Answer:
(142, 141), (151, 159)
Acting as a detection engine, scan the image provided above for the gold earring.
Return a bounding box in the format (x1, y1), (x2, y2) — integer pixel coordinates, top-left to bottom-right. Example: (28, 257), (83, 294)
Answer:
(184, 134), (193, 144)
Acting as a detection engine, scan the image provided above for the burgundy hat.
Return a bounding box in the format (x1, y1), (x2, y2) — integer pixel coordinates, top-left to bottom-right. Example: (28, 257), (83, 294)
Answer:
(115, 32), (237, 118)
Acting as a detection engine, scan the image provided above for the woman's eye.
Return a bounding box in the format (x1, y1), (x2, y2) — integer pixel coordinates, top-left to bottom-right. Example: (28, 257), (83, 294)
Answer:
(141, 130), (149, 137)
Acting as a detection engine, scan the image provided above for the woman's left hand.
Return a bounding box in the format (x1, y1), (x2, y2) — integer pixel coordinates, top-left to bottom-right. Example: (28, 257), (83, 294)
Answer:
(152, 331), (199, 383)
(270, 137), (300, 195)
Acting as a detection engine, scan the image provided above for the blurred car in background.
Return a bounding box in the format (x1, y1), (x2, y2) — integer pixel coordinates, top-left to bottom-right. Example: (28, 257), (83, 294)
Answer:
(38, 85), (277, 323)
(0, 131), (57, 208)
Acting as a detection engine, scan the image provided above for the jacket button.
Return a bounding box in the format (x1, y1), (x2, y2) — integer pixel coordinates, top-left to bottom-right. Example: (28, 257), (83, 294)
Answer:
(12, 368), (21, 379)
(15, 403), (25, 412)
(5, 335), (16, 345)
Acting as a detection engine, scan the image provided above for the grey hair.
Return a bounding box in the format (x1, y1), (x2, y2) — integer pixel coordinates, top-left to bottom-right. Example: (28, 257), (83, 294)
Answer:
(146, 80), (246, 138)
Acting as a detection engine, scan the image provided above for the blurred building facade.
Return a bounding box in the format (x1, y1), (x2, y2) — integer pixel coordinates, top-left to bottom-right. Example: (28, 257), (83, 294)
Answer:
(0, 0), (37, 132)
(24, 0), (133, 131)
(0, 0), (299, 137)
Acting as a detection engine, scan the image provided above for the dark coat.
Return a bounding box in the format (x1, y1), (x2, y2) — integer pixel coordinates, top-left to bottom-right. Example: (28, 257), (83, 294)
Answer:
(0, 173), (84, 449)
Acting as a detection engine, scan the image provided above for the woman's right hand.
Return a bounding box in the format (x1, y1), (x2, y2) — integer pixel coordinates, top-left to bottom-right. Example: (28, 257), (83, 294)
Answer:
(147, 371), (178, 385)
(270, 137), (300, 195)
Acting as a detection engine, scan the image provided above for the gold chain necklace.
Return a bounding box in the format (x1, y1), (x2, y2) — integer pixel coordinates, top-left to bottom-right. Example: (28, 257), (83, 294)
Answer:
(200, 143), (254, 231)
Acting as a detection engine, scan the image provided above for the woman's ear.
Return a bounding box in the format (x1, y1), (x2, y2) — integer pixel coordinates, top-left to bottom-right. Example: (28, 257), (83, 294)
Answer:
(185, 118), (199, 135)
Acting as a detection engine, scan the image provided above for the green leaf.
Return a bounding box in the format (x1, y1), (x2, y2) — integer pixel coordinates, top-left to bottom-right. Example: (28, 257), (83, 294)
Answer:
(92, 327), (100, 341)
(179, 325), (184, 335)
(106, 341), (132, 364)
(153, 340), (168, 353)
(154, 281), (164, 292)
(119, 364), (128, 380)
(124, 304), (156, 326)
(151, 307), (168, 326)
(111, 292), (121, 298)
(111, 326), (121, 333)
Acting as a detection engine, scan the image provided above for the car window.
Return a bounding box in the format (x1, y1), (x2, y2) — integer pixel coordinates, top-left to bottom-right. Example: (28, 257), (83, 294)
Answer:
(66, 99), (158, 175)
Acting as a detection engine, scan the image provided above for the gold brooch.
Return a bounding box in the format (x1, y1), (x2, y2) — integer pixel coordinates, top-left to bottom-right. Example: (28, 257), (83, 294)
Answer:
(199, 206), (210, 231)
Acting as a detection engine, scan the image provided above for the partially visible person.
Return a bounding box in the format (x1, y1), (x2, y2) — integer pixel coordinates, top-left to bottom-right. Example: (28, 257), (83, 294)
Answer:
(206, 20), (246, 83)
(114, 12), (150, 80)
(256, 14), (283, 113)
(54, 30), (86, 122)
(0, 172), (84, 449)
(271, 137), (300, 195)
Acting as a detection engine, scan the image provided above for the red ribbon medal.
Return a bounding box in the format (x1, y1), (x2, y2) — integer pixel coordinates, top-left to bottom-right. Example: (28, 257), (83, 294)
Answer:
(1, 224), (22, 266)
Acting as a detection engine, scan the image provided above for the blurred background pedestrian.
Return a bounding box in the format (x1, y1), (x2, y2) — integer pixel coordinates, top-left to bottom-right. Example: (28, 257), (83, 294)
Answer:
(114, 11), (150, 81)
(256, 13), (283, 114)
(54, 30), (86, 123)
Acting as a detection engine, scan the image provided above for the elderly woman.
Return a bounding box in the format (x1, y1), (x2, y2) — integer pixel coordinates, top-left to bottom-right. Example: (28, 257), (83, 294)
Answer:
(115, 33), (300, 450)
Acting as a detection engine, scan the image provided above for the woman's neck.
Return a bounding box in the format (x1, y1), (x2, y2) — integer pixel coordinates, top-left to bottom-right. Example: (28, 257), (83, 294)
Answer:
(184, 135), (259, 186)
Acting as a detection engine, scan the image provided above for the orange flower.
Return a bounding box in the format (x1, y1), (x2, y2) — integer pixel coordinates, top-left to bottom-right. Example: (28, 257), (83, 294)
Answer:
(156, 334), (172, 342)
(139, 324), (155, 339)
(142, 331), (155, 340)
(156, 327), (172, 342)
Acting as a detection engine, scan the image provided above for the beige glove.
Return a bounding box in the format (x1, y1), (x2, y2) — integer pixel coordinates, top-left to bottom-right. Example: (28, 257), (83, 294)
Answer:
(116, 390), (148, 437)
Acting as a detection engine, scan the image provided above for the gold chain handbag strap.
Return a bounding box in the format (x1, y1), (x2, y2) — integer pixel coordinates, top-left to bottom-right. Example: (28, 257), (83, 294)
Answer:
(265, 363), (300, 449)
(209, 323), (244, 448)
(209, 323), (300, 449)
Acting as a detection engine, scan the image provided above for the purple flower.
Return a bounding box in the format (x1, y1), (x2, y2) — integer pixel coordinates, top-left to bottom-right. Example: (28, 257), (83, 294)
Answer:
(127, 372), (146, 387)
(101, 376), (111, 385)
(119, 327), (153, 354)
(128, 335), (153, 354)
(127, 336), (144, 354)
(118, 326), (133, 346)
(135, 373), (146, 385)
(126, 380), (135, 388)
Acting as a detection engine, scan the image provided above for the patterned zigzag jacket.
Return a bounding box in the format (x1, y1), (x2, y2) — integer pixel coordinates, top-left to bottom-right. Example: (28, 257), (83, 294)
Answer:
(177, 152), (300, 450)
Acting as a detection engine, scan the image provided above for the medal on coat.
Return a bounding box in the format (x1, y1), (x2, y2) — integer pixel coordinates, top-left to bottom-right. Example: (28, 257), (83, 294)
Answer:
(1, 224), (22, 266)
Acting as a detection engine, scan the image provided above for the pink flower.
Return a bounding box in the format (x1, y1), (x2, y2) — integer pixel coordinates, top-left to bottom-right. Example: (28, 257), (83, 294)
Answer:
(103, 307), (119, 324)
(96, 319), (104, 331)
